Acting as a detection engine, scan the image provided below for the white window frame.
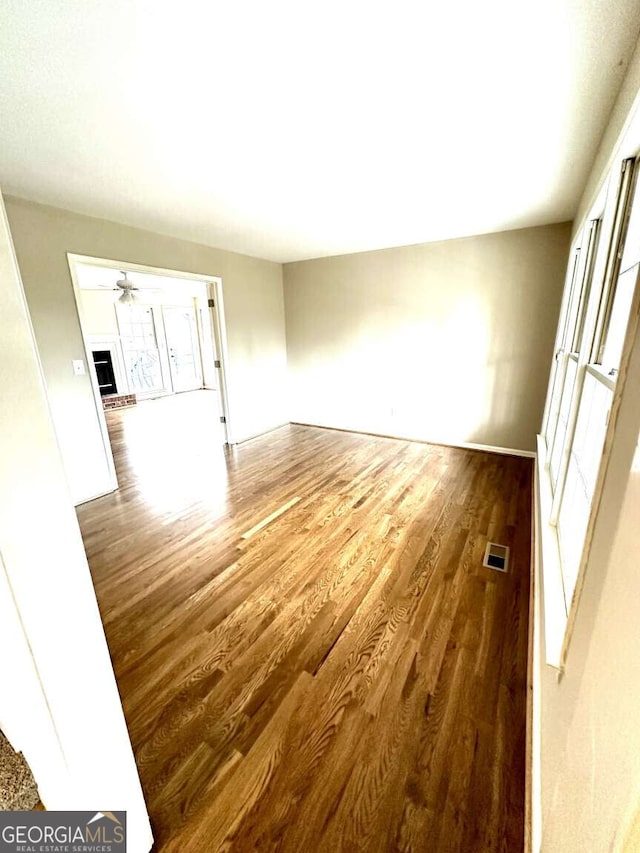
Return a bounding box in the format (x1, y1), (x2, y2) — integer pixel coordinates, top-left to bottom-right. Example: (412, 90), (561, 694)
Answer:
(549, 218), (600, 519)
(538, 157), (640, 668)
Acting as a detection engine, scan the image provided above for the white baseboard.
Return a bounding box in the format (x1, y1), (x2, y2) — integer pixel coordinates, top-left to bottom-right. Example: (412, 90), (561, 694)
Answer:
(74, 485), (118, 506)
(290, 421), (537, 459)
(454, 439), (536, 459)
(232, 422), (290, 445)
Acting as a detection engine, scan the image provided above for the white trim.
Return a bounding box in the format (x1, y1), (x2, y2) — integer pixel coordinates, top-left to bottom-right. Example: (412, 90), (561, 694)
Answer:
(233, 421), (291, 445)
(454, 440), (536, 458)
(208, 280), (233, 444)
(290, 421), (537, 458)
(66, 257), (119, 497)
(67, 252), (219, 284)
(585, 361), (617, 391)
(75, 486), (119, 506)
(195, 297), (218, 391)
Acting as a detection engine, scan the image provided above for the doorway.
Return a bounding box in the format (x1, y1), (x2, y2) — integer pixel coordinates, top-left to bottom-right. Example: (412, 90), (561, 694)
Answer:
(67, 254), (233, 496)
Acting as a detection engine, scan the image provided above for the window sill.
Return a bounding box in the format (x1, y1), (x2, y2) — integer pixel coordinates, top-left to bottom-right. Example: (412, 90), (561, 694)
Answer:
(535, 434), (567, 671)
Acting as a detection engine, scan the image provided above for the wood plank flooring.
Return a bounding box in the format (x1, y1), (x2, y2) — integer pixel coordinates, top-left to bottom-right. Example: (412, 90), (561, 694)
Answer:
(77, 391), (532, 852)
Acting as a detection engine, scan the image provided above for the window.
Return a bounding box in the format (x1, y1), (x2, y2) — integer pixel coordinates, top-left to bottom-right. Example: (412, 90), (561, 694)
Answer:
(556, 369), (613, 602)
(601, 266), (637, 373)
(543, 247), (580, 447)
(592, 159), (637, 365)
(545, 218), (601, 495)
(572, 220), (599, 354)
(540, 157), (640, 651)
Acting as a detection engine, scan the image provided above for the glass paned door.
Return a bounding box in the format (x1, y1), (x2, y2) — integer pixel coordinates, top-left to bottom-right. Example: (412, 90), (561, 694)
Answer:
(162, 306), (203, 393)
(116, 304), (166, 396)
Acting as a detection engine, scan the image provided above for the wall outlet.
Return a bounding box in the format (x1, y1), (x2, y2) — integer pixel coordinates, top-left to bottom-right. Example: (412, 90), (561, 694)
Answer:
(72, 359), (86, 376)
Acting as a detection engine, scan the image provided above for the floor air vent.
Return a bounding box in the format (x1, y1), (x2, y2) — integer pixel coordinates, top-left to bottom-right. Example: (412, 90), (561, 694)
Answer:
(483, 542), (509, 573)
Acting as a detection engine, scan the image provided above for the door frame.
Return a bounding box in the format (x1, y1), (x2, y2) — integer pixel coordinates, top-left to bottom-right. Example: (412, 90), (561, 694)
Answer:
(67, 254), (234, 491)
(207, 278), (234, 444)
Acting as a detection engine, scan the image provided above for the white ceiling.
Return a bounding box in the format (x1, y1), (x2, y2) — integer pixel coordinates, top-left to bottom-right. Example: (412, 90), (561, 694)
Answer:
(2, 1), (640, 263)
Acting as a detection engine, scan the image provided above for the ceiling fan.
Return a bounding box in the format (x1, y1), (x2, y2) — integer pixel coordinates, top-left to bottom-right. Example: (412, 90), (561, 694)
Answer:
(87, 268), (167, 303)
(94, 271), (155, 303)
(112, 271), (139, 304)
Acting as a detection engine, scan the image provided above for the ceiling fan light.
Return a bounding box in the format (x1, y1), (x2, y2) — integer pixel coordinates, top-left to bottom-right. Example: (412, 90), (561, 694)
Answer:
(118, 289), (136, 305)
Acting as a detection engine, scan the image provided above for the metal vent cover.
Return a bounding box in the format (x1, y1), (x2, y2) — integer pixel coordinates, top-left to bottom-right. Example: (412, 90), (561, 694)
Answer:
(483, 542), (509, 573)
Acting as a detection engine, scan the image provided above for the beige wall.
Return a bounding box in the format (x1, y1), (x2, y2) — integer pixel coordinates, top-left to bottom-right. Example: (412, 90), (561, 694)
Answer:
(536, 33), (640, 853)
(79, 289), (121, 336)
(284, 223), (571, 452)
(4, 196), (288, 503)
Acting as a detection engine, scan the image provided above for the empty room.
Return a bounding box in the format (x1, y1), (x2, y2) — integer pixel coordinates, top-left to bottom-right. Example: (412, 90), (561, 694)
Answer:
(2, 2), (640, 852)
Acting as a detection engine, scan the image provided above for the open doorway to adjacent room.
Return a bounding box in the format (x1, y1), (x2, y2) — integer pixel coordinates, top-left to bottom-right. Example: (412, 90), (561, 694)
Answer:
(67, 254), (233, 495)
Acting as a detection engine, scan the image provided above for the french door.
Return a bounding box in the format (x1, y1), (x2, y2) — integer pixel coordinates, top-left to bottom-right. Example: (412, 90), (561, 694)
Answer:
(116, 304), (167, 397)
(117, 303), (203, 397)
(162, 305), (203, 393)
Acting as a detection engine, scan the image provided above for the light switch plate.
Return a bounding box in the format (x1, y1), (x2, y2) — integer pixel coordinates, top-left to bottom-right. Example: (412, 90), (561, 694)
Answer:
(72, 359), (86, 376)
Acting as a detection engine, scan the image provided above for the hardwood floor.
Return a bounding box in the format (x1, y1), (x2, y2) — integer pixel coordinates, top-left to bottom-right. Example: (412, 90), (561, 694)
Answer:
(77, 391), (532, 852)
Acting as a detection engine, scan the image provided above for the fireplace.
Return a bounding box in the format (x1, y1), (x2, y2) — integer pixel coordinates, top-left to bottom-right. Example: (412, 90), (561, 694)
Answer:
(89, 339), (136, 410)
(92, 350), (117, 396)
